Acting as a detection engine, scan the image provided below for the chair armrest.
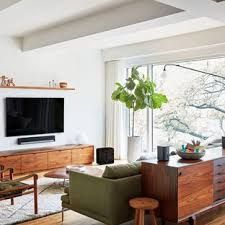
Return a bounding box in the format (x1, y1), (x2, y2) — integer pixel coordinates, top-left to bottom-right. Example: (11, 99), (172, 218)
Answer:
(8, 174), (38, 183)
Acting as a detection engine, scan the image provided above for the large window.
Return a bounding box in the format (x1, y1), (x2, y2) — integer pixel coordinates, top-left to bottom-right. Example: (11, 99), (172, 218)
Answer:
(128, 57), (225, 151)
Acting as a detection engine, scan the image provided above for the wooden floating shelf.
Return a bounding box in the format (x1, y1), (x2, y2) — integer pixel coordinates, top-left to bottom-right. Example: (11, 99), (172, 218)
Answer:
(0, 86), (75, 91)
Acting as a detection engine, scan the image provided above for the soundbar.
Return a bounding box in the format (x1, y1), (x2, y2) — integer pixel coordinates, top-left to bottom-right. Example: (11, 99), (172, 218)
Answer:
(17, 135), (55, 145)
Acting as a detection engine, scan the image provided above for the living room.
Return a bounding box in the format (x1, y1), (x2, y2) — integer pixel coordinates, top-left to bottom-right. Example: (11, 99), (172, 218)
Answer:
(1, 0), (225, 225)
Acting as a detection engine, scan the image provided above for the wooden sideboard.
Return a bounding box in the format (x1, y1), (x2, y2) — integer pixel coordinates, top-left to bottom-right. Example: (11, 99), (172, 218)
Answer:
(142, 148), (225, 225)
(0, 144), (94, 174)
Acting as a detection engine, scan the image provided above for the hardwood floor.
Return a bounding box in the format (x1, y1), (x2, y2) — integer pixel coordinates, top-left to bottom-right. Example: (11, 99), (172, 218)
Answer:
(19, 204), (225, 225)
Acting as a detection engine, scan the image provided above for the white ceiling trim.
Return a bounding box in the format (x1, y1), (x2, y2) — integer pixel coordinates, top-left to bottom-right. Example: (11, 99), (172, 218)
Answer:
(103, 25), (225, 61)
(0, 0), (22, 11)
(155, 0), (225, 22)
(22, 0), (181, 51)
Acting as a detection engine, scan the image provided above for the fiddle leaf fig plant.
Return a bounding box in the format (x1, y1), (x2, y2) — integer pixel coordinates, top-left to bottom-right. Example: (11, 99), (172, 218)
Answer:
(112, 66), (168, 136)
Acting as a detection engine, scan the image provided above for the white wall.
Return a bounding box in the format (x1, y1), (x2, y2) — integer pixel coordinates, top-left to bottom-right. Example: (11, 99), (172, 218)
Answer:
(0, 37), (105, 151)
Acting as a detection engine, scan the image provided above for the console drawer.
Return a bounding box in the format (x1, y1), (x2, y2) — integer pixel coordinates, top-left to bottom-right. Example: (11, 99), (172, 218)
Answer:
(0, 155), (21, 174)
(21, 153), (47, 173)
(214, 158), (225, 202)
(48, 150), (71, 168)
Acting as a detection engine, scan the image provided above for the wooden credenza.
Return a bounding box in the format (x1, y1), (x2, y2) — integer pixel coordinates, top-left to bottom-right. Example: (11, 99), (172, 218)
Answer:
(142, 148), (225, 224)
(0, 144), (94, 175)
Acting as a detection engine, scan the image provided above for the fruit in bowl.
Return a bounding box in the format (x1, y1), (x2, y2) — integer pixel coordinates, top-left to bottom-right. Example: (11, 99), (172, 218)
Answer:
(177, 140), (206, 160)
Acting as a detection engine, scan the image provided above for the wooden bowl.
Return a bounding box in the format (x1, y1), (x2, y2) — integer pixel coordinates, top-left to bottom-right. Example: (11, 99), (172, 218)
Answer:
(59, 82), (68, 88)
(176, 150), (205, 160)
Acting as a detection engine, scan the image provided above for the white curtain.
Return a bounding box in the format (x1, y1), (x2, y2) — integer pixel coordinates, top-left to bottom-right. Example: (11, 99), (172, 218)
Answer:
(105, 60), (128, 159)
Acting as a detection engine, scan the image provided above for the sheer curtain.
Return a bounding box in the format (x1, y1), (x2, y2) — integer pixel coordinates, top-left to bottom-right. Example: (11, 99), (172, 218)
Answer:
(105, 60), (128, 159)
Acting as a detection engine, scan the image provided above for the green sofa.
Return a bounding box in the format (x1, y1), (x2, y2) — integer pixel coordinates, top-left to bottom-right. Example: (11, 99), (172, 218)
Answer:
(61, 163), (142, 225)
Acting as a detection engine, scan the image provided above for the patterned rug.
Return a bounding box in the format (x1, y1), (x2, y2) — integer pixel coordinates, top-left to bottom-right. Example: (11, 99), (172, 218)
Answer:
(0, 177), (65, 225)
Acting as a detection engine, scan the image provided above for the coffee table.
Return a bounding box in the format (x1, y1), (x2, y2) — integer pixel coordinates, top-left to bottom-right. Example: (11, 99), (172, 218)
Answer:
(44, 166), (103, 185)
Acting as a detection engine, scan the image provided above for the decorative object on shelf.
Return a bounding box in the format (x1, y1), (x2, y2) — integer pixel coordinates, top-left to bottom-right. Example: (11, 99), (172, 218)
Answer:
(112, 66), (168, 162)
(48, 80), (57, 88)
(6, 78), (15, 86)
(157, 146), (170, 161)
(0, 75), (8, 86)
(177, 140), (205, 160)
(0, 75), (15, 87)
(59, 82), (68, 88)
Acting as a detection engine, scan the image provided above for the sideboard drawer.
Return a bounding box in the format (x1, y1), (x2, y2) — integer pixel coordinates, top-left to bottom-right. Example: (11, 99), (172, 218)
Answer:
(48, 150), (71, 168)
(214, 158), (225, 202)
(21, 153), (47, 173)
(0, 156), (21, 174)
(72, 147), (94, 164)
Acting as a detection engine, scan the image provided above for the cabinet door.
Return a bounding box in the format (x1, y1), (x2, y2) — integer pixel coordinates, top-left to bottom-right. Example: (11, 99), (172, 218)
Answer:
(21, 153), (48, 173)
(0, 155), (21, 174)
(79, 146), (94, 164)
(72, 147), (94, 165)
(178, 161), (213, 219)
(48, 150), (71, 169)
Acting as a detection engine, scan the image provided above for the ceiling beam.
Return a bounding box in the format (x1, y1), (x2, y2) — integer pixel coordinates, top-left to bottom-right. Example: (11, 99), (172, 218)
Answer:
(103, 25), (225, 61)
(155, 0), (225, 22)
(0, 0), (22, 11)
(22, 0), (182, 51)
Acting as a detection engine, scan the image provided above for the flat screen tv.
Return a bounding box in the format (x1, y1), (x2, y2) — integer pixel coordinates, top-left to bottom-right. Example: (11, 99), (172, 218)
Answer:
(6, 97), (64, 137)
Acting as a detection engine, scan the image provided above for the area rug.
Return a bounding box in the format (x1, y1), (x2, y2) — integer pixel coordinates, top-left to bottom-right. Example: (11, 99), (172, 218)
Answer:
(0, 177), (65, 225)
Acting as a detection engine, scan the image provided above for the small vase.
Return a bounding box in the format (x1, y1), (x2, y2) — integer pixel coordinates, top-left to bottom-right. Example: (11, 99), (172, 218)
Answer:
(127, 136), (142, 162)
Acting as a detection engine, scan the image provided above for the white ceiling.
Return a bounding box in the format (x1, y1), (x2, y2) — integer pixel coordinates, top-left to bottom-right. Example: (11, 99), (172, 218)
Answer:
(0, 0), (225, 51)
(0, 0), (133, 36)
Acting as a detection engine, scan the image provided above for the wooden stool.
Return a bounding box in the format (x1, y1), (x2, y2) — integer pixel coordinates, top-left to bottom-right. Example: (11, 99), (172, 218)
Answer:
(129, 197), (159, 225)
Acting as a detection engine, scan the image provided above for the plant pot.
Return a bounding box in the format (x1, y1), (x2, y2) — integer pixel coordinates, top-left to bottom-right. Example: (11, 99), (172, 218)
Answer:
(127, 136), (142, 162)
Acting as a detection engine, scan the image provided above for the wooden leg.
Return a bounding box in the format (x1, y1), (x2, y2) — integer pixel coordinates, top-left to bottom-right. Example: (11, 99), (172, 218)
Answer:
(150, 210), (158, 225)
(34, 175), (38, 214)
(188, 216), (196, 225)
(134, 209), (139, 225)
(139, 209), (145, 225)
(10, 198), (14, 205)
(62, 207), (64, 222)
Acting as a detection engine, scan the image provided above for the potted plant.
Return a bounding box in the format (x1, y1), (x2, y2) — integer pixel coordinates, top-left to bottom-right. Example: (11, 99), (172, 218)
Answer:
(112, 66), (168, 162)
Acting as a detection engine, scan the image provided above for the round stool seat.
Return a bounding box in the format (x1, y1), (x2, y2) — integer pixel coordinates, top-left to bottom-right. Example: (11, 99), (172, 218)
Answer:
(129, 197), (159, 210)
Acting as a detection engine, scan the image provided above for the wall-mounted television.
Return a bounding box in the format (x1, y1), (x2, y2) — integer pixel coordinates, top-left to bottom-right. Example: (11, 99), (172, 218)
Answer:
(6, 97), (64, 137)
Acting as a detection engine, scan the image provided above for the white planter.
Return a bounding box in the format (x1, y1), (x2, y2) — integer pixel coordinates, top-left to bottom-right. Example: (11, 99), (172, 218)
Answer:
(127, 136), (142, 162)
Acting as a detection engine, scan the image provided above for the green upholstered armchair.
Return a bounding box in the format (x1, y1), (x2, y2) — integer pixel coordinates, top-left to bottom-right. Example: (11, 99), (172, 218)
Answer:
(0, 165), (38, 214)
(61, 163), (142, 225)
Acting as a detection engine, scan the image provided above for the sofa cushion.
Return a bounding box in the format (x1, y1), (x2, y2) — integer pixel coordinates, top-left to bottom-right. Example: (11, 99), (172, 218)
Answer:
(0, 181), (27, 198)
(61, 194), (70, 204)
(102, 162), (141, 179)
(64, 187), (69, 194)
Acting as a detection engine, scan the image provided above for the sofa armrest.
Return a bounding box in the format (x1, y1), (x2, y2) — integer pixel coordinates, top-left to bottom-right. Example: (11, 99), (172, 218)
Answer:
(68, 171), (142, 225)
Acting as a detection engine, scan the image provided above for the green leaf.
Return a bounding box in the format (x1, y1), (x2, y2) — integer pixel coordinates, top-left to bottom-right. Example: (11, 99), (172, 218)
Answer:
(126, 77), (136, 90)
(152, 93), (168, 109)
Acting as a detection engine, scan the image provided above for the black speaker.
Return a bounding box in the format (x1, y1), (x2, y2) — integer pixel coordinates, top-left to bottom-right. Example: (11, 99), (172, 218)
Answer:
(17, 135), (55, 145)
(96, 147), (114, 165)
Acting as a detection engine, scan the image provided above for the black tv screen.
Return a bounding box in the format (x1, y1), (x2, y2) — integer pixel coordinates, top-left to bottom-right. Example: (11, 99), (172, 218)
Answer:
(6, 98), (64, 137)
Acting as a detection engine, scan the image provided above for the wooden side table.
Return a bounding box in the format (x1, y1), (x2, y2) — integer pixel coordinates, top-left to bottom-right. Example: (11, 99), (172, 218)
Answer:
(129, 197), (159, 225)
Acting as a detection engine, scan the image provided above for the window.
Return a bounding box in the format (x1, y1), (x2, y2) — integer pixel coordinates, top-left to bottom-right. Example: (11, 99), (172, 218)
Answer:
(128, 57), (225, 151)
